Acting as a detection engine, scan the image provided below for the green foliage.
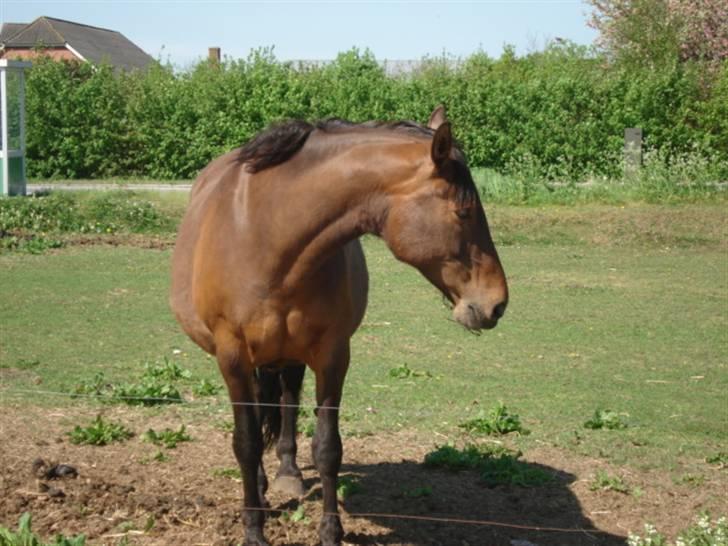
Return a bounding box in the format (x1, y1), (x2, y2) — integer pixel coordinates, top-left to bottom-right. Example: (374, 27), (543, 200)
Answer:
(70, 359), (197, 405)
(142, 358), (192, 381)
(336, 476), (363, 500)
(191, 378), (222, 396)
(67, 415), (132, 446)
(0, 192), (175, 252)
(388, 363), (433, 379)
(211, 467), (241, 480)
(705, 452), (727, 468)
(402, 486), (432, 498)
(23, 48), (728, 182)
(0, 513), (86, 546)
(590, 470), (631, 494)
(141, 425), (191, 449)
(627, 514), (727, 546)
(458, 402), (529, 436)
(584, 409), (629, 430)
(280, 505), (310, 525)
(106, 379), (183, 406)
(424, 444), (553, 487)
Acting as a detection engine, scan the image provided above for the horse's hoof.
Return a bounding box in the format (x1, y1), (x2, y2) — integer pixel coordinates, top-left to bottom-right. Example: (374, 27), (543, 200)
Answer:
(243, 533), (270, 546)
(270, 474), (306, 497)
(319, 514), (344, 546)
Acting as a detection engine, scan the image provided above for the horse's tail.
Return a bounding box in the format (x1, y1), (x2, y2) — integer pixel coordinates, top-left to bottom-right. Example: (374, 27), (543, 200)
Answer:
(256, 368), (283, 449)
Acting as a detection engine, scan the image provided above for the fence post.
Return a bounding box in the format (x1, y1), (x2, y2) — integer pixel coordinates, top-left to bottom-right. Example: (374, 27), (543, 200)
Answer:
(624, 128), (642, 176)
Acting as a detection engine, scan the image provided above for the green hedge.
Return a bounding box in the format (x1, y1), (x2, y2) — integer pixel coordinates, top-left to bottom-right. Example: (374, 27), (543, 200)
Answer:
(25, 46), (728, 180)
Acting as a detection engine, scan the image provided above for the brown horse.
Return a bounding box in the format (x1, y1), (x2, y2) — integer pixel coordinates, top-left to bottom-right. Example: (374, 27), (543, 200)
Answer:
(171, 106), (508, 546)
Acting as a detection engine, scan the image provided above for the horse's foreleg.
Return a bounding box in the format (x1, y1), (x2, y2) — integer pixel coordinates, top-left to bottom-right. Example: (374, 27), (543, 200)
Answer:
(271, 362), (306, 497)
(311, 343), (349, 546)
(218, 350), (270, 546)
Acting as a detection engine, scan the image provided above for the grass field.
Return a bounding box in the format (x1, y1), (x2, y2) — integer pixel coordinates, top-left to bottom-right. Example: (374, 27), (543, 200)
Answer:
(1, 199), (725, 484)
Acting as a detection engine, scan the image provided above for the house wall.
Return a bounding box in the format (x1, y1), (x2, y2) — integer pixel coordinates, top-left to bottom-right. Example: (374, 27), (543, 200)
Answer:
(0, 48), (78, 62)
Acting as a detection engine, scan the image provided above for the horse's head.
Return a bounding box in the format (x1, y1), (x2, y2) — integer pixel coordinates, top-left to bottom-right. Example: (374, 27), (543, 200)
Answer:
(381, 107), (508, 330)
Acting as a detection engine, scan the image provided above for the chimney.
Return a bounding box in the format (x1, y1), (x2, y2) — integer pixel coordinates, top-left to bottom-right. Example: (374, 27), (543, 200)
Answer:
(208, 47), (221, 64)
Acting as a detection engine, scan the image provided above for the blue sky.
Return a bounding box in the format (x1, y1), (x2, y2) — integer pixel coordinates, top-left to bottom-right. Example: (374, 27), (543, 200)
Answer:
(2, 1), (597, 68)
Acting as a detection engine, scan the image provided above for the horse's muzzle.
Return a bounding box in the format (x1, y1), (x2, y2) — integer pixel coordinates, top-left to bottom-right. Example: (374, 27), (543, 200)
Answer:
(453, 300), (506, 331)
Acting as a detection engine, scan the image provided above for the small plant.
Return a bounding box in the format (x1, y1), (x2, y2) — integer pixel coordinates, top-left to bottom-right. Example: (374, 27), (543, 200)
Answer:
(424, 444), (553, 487)
(214, 420), (234, 433)
(192, 378), (221, 396)
(590, 470), (631, 494)
(584, 409), (628, 430)
(140, 450), (170, 464)
(459, 402), (529, 435)
(71, 372), (112, 398)
(142, 358), (191, 381)
(212, 467), (241, 480)
(0, 513), (86, 545)
(627, 514), (727, 546)
(141, 425), (191, 448)
(67, 415), (133, 446)
(705, 452), (727, 468)
(403, 485), (432, 498)
(280, 505), (310, 524)
(112, 380), (183, 406)
(336, 476), (362, 500)
(388, 363), (432, 379)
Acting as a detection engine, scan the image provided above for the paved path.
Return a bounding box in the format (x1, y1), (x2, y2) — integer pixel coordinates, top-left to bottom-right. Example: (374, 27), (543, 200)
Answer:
(27, 183), (192, 193)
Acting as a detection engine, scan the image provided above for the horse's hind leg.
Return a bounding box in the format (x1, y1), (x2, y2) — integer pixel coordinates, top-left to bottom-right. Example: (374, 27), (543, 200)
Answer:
(271, 362), (306, 497)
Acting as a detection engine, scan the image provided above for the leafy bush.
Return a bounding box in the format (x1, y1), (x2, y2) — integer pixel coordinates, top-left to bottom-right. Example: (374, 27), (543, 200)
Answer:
(23, 48), (728, 182)
(0, 192), (175, 242)
(0, 513), (85, 546)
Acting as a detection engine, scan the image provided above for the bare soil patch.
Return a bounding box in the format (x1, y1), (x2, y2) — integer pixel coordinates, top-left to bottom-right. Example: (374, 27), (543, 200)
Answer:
(0, 405), (724, 545)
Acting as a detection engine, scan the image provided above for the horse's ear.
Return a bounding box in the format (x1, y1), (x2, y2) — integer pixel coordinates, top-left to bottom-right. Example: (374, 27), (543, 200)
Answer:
(428, 105), (448, 130)
(431, 122), (452, 167)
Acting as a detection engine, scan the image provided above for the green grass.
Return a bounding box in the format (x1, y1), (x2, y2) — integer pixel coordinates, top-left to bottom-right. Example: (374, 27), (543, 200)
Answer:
(0, 202), (726, 477)
(0, 513), (86, 546)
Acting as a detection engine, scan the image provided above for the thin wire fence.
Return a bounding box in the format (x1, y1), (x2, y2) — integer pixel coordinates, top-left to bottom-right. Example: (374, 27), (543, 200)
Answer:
(0, 386), (613, 538)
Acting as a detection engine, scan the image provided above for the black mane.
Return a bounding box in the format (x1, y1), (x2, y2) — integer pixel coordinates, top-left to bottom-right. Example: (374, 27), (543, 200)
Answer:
(236, 118), (476, 206)
(237, 118), (436, 174)
(237, 120), (316, 174)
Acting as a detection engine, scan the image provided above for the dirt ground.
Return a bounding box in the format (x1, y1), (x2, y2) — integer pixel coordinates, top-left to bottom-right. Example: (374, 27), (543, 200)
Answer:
(0, 404), (725, 546)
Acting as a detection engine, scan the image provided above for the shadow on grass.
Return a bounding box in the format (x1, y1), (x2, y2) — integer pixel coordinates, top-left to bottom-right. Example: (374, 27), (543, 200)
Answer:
(301, 459), (627, 546)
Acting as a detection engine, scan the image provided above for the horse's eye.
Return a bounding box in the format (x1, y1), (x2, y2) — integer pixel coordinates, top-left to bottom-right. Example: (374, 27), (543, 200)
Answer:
(455, 208), (471, 220)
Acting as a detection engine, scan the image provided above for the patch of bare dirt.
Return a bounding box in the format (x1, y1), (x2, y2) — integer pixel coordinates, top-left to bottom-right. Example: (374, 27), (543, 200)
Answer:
(0, 404), (725, 546)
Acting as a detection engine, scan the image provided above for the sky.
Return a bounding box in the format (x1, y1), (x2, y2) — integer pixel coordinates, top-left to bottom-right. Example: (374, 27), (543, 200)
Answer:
(2, 1), (598, 68)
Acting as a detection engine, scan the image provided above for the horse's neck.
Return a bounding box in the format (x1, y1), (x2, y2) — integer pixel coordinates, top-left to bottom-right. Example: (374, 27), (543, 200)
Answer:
(260, 139), (425, 289)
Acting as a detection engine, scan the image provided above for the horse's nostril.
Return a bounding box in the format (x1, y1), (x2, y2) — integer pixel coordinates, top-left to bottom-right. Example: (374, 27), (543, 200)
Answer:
(492, 302), (507, 321)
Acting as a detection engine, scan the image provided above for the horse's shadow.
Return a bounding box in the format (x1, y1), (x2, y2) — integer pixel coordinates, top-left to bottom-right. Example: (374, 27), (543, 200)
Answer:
(295, 458), (627, 546)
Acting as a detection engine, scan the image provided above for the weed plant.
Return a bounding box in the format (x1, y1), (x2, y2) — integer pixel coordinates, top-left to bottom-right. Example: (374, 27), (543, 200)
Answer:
(458, 402), (529, 436)
(584, 409), (629, 430)
(589, 470), (631, 494)
(627, 514), (727, 546)
(336, 476), (363, 500)
(141, 425), (191, 448)
(0, 513), (85, 546)
(424, 444), (553, 487)
(67, 415), (133, 446)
